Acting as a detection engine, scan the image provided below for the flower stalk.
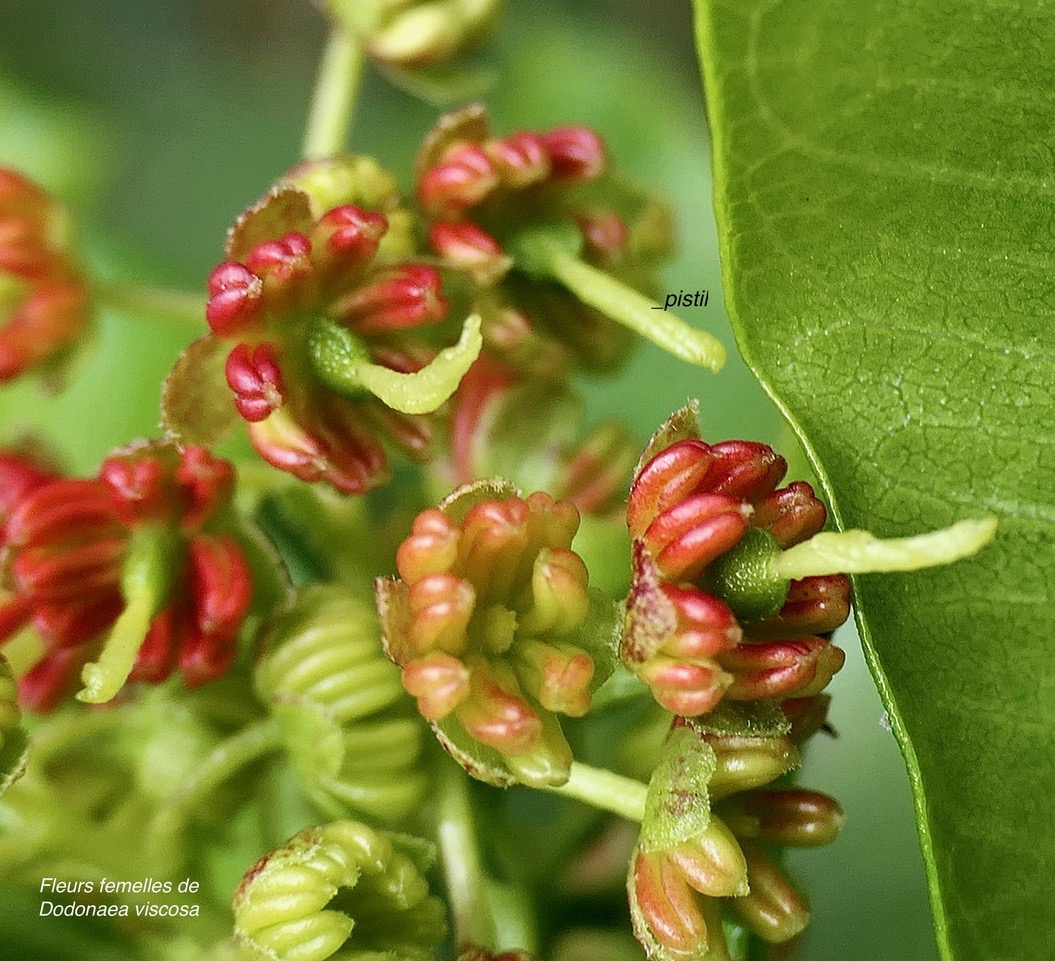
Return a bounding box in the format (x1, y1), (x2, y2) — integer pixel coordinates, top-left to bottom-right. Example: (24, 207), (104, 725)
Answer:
(302, 25), (366, 160)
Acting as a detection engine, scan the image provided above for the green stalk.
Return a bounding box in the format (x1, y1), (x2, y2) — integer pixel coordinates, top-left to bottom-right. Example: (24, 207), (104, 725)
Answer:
(302, 25), (366, 159)
(93, 278), (205, 327)
(436, 757), (497, 951)
(543, 761), (648, 822)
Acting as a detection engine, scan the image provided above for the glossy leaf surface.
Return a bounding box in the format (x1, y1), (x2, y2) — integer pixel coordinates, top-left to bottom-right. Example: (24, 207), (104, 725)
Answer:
(694, 2), (1055, 959)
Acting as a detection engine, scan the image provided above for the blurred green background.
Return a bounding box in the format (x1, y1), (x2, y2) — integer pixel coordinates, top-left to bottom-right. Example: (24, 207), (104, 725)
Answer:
(0, 1), (937, 958)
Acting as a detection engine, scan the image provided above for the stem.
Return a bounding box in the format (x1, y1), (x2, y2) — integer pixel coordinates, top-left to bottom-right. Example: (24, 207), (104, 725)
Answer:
(547, 250), (726, 372)
(436, 757), (496, 951)
(770, 517), (998, 580)
(93, 278), (205, 326)
(302, 25), (365, 159)
(150, 717), (282, 845)
(543, 761), (648, 823)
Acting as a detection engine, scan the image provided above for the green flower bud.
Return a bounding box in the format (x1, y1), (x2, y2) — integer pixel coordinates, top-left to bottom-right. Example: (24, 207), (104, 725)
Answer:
(256, 586), (428, 823)
(233, 819), (446, 961)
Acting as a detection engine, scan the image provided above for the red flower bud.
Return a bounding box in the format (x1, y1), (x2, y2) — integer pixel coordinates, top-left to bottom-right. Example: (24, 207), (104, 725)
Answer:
(418, 143), (500, 218)
(751, 575), (851, 638)
(99, 449), (172, 525)
(188, 533), (253, 642)
(642, 493), (751, 583)
(428, 221), (510, 284)
(540, 127), (607, 181)
(245, 232), (315, 310)
(752, 480), (826, 548)
(311, 204), (387, 276)
(205, 261), (263, 334)
(705, 441), (787, 503)
(0, 281), (89, 383)
(627, 439), (714, 540)
(173, 445), (236, 529)
(487, 132), (550, 189)
(331, 264), (448, 335)
(17, 644), (93, 713)
(225, 342), (286, 422)
(718, 788), (845, 848)
(720, 635), (845, 701)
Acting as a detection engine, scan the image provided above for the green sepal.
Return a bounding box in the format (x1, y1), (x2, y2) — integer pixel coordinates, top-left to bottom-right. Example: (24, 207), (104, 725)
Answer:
(703, 526), (787, 623)
(638, 725), (716, 854)
(437, 476), (521, 523)
(226, 183), (313, 262)
(635, 402), (702, 477)
(161, 335), (240, 448)
(685, 701), (791, 740)
(308, 313), (483, 414)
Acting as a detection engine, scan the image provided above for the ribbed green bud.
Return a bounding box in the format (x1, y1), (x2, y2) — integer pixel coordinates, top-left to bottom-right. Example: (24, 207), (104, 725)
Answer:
(256, 586), (428, 822)
(233, 819), (446, 961)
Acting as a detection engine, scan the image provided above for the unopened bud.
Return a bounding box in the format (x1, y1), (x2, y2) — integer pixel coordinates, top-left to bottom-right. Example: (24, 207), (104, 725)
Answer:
(729, 844), (810, 943)
(206, 261), (262, 333)
(225, 342), (286, 422)
(718, 788), (845, 847)
(704, 733), (799, 801)
(721, 635), (845, 701)
(540, 127), (607, 181)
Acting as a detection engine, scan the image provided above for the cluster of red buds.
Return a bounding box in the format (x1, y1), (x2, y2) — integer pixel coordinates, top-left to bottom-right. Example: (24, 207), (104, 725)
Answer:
(0, 168), (91, 384)
(0, 441), (263, 711)
(417, 105), (673, 375)
(376, 481), (618, 788)
(622, 408), (849, 717)
(629, 703), (844, 959)
(163, 157), (487, 495)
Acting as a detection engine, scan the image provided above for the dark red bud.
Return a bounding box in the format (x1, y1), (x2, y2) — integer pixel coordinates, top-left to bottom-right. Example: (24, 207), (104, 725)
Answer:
(706, 441), (787, 503)
(752, 481), (826, 548)
(751, 575), (851, 638)
(225, 342), (286, 422)
(205, 261), (263, 334)
(627, 439), (714, 540)
(418, 143), (500, 217)
(539, 127), (607, 180)
(332, 264), (448, 335)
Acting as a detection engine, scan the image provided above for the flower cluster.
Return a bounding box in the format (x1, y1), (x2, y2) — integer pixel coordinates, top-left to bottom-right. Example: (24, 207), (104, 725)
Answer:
(190, 161), (461, 494)
(629, 704), (843, 960)
(377, 482), (617, 787)
(622, 408), (849, 717)
(232, 819), (446, 961)
(417, 105), (672, 375)
(0, 169), (90, 384)
(0, 441), (266, 710)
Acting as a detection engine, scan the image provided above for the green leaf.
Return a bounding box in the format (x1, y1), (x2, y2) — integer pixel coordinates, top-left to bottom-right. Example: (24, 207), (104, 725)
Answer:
(693, 3), (1055, 959)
